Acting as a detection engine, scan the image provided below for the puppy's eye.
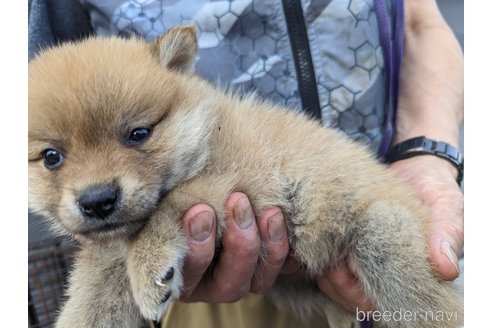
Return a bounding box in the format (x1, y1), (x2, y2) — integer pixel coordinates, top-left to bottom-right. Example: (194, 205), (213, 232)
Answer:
(128, 128), (151, 143)
(42, 149), (64, 169)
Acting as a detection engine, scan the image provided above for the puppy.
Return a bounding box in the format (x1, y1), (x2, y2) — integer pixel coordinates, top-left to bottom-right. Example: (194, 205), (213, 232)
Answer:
(28, 26), (462, 328)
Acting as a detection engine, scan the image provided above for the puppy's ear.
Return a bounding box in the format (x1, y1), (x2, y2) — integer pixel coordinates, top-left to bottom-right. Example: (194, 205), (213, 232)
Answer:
(151, 25), (198, 73)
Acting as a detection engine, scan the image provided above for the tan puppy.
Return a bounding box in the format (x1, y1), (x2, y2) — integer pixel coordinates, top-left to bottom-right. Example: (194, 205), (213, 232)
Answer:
(28, 26), (462, 328)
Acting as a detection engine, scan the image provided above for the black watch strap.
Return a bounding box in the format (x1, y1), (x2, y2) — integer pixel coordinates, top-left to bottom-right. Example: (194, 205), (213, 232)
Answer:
(384, 136), (464, 185)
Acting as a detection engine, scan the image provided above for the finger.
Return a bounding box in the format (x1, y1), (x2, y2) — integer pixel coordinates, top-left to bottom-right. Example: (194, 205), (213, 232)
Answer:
(186, 193), (261, 302)
(317, 264), (375, 313)
(180, 204), (216, 298)
(250, 207), (289, 294)
(425, 192), (464, 280)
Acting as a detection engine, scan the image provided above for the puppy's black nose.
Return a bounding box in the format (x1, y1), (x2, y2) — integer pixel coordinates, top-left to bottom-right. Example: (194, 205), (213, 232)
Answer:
(77, 185), (119, 219)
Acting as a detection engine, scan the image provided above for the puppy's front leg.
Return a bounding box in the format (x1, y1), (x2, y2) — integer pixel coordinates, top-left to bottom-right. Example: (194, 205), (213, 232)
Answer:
(56, 241), (145, 328)
(126, 201), (188, 322)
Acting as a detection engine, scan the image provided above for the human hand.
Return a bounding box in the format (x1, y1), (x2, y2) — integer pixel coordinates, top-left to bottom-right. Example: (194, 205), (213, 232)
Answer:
(179, 192), (290, 302)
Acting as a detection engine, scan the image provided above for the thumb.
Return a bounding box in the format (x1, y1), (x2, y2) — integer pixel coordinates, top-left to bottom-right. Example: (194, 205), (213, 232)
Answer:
(427, 214), (463, 281)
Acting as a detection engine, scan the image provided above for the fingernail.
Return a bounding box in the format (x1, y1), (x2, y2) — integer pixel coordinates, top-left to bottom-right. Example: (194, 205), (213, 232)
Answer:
(441, 241), (460, 275)
(189, 211), (214, 242)
(267, 212), (286, 242)
(233, 197), (254, 230)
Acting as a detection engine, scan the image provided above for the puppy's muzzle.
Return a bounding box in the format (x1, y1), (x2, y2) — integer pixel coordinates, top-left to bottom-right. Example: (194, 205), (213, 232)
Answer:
(77, 184), (119, 219)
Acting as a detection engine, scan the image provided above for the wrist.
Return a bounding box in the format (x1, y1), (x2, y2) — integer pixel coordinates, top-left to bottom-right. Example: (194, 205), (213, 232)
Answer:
(393, 123), (461, 149)
(393, 105), (462, 148)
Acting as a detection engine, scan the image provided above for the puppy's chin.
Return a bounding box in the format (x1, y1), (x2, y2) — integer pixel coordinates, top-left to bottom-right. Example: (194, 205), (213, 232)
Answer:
(71, 218), (149, 241)
(55, 206), (154, 241)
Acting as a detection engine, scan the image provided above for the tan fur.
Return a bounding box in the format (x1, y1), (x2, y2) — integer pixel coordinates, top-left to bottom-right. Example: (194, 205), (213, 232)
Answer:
(28, 26), (462, 328)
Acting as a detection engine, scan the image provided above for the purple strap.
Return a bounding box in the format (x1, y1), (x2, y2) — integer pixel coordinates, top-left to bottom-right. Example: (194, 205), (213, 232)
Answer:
(375, 0), (405, 158)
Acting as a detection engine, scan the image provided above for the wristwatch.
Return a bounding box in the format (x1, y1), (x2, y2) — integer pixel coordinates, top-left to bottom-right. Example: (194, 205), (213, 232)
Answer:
(384, 136), (464, 185)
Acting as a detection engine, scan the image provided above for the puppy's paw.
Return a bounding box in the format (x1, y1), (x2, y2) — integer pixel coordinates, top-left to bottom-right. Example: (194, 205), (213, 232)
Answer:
(128, 252), (186, 321)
